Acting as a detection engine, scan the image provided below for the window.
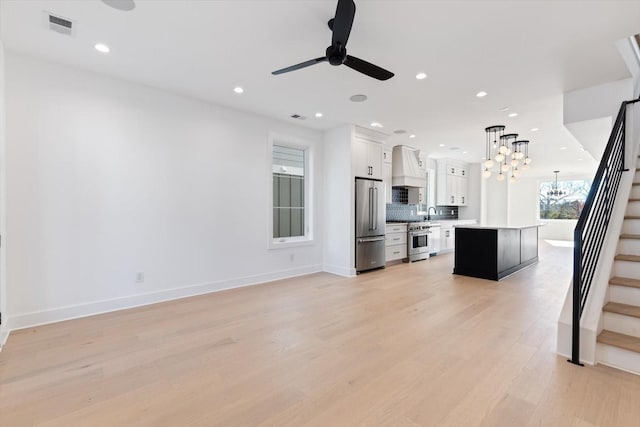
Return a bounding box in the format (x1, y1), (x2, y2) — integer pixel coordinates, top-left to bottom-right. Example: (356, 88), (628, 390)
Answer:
(539, 179), (591, 220)
(269, 138), (312, 248)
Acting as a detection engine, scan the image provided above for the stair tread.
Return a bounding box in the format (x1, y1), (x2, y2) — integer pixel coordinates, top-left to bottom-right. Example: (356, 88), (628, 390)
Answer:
(624, 216), (640, 219)
(629, 198), (640, 202)
(615, 254), (640, 262)
(603, 302), (640, 318)
(620, 234), (640, 240)
(610, 276), (640, 288)
(598, 330), (640, 353)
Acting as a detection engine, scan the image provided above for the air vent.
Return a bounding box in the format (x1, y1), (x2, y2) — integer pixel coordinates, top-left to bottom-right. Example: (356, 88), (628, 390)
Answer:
(43, 12), (75, 36)
(290, 114), (307, 120)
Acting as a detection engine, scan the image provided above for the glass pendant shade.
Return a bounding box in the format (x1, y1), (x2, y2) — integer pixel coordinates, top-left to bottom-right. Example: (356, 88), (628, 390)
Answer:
(521, 164), (530, 170)
(501, 163), (509, 172)
(499, 145), (508, 155)
(513, 169), (520, 177)
(482, 169), (492, 178)
(495, 153), (505, 162)
(524, 157), (532, 165)
(484, 159), (494, 168)
(510, 159), (519, 167)
(496, 173), (505, 181)
(510, 176), (516, 183)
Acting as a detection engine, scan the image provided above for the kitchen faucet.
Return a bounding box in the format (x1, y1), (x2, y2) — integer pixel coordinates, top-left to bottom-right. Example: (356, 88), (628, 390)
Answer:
(427, 206), (437, 221)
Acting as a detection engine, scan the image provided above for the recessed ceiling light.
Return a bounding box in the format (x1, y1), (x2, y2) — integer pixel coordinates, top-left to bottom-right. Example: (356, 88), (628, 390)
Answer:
(578, 158), (584, 161)
(370, 122), (382, 128)
(350, 94), (368, 102)
(101, 0), (136, 11)
(508, 112), (519, 118)
(476, 91), (488, 98)
(409, 134), (416, 139)
(499, 107), (510, 111)
(315, 112), (323, 118)
(94, 43), (110, 53)
(439, 144), (445, 147)
(560, 146), (567, 150)
(234, 86), (244, 94)
(416, 72), (428, 80)
(530, 127), (539, 132)
(463, 151), (468, 154)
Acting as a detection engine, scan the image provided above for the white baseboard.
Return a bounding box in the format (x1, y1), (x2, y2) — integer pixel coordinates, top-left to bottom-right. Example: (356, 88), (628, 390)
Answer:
(322, 264), (356, 277)
(5, 264), (323, 334)
(0, 327), (9, 351)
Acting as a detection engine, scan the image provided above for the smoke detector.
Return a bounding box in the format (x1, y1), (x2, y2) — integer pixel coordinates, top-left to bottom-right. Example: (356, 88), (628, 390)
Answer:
(43, 12), (75, 36)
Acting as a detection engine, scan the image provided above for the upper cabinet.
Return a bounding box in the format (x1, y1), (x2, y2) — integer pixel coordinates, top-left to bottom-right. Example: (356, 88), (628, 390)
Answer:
(437, 159), (469, 206)
(383, 147), (393, 204)
(353, 137), (383, 179)
(417, 152), (427, 172)
(353, 126), (388, 181)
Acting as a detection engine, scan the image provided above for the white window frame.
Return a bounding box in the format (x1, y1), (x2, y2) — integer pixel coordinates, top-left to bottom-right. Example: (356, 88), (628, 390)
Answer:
(538, 177), (591, 221)
(268, 133), (314, 249)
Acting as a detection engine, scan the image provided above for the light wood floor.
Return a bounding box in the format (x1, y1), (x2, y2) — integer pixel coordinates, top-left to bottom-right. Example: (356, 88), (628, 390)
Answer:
(2, 242), (640, 426)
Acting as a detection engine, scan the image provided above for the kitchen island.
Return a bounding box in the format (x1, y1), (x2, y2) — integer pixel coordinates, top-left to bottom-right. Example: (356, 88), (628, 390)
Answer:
(453, 224), (541, 281)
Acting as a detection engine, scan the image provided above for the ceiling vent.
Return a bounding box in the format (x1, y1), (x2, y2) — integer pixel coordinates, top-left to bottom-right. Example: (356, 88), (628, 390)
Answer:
(290, 114), (307, 120)
(44, 12), (75, 36)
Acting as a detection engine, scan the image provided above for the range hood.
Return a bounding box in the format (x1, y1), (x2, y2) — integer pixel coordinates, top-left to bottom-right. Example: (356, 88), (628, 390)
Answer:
(392, 145), (425, 187)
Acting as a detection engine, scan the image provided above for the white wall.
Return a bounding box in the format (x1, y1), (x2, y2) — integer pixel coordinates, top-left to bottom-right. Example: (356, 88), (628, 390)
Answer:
(0, 40), (7, 347)
(564, 78), (634, 160)
(4, 54), (325, 330)
(322, 125), (354, 276)
(507, 177), (539, 227)
(458, 162), (481, 220)
(481, 173), (509, 226)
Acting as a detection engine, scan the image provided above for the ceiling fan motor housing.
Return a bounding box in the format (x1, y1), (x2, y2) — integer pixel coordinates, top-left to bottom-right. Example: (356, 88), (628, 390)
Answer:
(326, 45), (346, 66)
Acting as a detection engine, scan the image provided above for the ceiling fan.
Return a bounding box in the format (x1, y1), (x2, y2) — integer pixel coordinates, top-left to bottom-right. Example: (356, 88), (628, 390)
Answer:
(271, 0), (394, 81)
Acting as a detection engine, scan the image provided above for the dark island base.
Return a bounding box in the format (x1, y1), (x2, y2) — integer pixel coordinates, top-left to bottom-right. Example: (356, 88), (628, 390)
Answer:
(453, 226), (539, 281)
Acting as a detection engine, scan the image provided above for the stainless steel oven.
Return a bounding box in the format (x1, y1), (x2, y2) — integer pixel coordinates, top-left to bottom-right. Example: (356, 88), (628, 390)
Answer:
(408, 222), (431, 262)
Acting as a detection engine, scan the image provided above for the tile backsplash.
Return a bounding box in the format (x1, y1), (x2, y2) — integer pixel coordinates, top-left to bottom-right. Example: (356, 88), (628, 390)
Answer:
(387, 188), (458, 221)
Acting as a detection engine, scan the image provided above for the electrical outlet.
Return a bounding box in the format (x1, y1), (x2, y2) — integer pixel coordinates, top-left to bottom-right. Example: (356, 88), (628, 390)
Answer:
(136, 272), (144, 283)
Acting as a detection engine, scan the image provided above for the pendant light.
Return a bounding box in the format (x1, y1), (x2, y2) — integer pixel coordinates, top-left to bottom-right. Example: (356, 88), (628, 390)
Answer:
(547, 170), (566, 197)
(482, 127), (533, 182)
(484, 126), (504, 174)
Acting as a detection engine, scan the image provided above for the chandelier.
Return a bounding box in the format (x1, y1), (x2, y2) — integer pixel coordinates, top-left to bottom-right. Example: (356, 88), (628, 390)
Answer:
(547, 170), (566, 197)
(482, 125), (532, 182)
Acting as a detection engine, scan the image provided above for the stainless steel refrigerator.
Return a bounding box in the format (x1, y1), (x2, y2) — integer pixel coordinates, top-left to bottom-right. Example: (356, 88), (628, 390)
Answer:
(355, 178), (386, 273)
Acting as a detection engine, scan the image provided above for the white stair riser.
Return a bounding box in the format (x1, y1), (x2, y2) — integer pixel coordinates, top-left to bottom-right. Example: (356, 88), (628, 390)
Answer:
(622, 220), (640, 235)
(609, 284), (640, 307)
(626, 202), (640, 216)
(631, 186), (640, 199)
(618, 239), (640, 254)
(597, 343), (640, 375)
(613, 260), (640, 278)
(603, 311), (640, 338)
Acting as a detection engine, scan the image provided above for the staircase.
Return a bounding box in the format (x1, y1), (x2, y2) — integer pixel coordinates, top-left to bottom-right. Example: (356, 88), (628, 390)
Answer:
(597, 169), (640, 373)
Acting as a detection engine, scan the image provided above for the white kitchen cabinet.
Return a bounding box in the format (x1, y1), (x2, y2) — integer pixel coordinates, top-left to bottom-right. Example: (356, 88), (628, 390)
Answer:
(440, 226), (455, 253)
(437, 159), (468, 206)
(353, 137), (383, 179)
(408, 187), (426, 205)
(385, 223), (407, 262)
(417, 152), (427, 172)
(437, 220), (476, 253)
(429, 225), (441, 254)
(383, 147), (393, 204)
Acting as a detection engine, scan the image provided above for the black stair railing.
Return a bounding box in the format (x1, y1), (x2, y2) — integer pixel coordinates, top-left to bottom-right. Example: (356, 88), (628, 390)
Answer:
(570, 98), (640, 366)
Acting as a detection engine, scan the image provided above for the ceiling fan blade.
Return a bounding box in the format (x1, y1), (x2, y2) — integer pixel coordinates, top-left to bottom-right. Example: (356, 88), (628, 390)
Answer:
(272, 57), (328, 75)
(343, 55), (394, 81)
(331, 0), (355, 48)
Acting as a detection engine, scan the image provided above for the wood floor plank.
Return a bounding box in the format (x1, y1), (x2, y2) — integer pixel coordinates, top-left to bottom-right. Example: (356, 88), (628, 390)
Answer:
(2, 242), (640, 426)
